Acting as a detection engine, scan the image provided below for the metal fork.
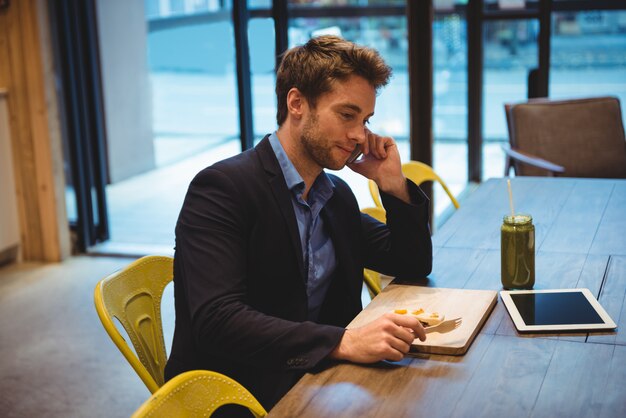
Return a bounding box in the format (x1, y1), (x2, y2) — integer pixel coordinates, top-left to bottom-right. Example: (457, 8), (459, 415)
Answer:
(424, 317), (463, 334)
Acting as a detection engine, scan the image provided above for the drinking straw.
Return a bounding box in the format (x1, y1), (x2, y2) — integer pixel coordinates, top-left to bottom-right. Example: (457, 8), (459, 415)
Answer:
(507, 179), (515, 217)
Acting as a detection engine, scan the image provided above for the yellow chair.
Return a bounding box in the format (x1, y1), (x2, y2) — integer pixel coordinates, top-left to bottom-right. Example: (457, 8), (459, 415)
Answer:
(368, 161), (460, 210)
(361, 206), (386, 223)
(94, 255), (173, 394)
(360, 207), (387, 298)
(131, 370), (267, 418)
(363, 269), (382, 299)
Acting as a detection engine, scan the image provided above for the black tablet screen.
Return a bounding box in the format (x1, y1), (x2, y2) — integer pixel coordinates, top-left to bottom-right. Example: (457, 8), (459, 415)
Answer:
(510, 292), (604, 325)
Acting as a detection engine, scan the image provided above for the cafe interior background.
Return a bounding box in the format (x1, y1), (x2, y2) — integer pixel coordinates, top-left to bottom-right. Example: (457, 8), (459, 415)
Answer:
(0, 0), (625, 416)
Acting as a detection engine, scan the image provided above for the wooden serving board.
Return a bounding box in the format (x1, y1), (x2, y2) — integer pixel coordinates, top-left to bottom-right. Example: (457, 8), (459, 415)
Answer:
(347, 285), (497, 355)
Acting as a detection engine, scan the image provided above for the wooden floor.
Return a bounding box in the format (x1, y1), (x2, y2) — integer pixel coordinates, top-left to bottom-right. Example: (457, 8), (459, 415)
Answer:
(0, 256), (173, 418)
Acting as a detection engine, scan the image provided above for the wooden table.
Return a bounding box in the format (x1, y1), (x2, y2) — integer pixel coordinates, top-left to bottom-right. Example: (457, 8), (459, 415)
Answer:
(269, 177), (626, 418)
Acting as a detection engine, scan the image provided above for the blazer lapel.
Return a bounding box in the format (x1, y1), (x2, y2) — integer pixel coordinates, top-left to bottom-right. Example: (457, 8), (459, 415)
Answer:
(255, 136), (306, 283)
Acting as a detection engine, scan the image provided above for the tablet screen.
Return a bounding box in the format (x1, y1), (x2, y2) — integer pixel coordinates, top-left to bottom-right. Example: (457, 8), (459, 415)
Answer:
(500, 289), (617, 332)
(510, 292), (604, 326)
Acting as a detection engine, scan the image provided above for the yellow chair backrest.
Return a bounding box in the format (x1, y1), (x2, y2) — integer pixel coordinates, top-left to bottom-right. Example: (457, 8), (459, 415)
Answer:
(94, 255), (173, 394)
(131, 370), (268, 418)
(363, 269), (382, 299)
(361, 206), (386, 223)
(368, 180), (384, 209)
(360, 207), (386, 298)
(368, 161), (460, 210)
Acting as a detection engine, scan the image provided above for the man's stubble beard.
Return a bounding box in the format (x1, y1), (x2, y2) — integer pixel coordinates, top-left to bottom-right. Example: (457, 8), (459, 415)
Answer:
(300, 112), (344, 171)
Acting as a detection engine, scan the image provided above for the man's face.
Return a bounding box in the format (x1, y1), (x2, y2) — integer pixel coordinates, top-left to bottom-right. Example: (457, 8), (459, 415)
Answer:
(300, 75), (376, 171)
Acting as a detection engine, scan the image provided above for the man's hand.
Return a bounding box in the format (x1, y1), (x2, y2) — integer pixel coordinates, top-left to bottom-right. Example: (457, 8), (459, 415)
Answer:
(329, 313), (426, 363)
(347, 128), (410, 203)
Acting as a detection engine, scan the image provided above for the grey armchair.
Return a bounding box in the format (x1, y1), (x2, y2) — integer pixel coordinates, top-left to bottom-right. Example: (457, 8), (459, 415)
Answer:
(503, 96), (626, 178)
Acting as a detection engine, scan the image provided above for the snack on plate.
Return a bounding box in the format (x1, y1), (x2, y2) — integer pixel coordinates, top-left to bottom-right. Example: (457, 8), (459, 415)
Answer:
(392, 307), (445, 326)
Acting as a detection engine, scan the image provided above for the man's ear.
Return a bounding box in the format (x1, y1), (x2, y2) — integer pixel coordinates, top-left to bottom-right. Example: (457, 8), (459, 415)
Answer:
(286, 87), (307, 120)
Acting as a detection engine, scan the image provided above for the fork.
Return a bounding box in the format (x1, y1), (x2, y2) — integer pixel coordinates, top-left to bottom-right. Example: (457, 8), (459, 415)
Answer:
(424, 317), (463, 334)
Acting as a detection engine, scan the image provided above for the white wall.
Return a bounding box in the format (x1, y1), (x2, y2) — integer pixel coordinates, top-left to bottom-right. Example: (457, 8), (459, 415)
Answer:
(96, 0), (155, 183)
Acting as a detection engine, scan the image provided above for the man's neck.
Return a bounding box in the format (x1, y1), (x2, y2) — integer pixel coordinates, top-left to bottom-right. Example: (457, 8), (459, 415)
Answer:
(276, 126), (322, 200)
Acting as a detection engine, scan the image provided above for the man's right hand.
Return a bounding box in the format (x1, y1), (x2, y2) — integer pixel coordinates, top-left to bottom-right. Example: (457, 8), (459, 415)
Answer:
(329, 313), (426, 363)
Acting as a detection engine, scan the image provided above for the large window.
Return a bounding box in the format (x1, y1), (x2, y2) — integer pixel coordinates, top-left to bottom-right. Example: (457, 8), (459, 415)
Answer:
(62, 0), (626, 253)
(482, 19), (538, 180)
(100, 1), (241, 252)
(550, 10), (626, 120)
(249, 17), (277, 142)
(433, 11), (468, 217)
(289, 0), (405, 6)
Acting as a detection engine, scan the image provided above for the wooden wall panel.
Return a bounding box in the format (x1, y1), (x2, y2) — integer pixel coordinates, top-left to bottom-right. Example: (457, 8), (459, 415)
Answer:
(36, 0), (70, 260)
(0, 0), (70, 261)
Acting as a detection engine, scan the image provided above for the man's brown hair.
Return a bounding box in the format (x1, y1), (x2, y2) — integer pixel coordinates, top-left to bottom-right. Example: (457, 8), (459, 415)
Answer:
(275, 35), (392, 126)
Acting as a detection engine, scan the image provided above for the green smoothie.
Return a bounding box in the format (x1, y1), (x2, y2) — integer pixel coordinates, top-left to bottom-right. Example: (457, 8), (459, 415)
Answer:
(501, 214), (535, 289)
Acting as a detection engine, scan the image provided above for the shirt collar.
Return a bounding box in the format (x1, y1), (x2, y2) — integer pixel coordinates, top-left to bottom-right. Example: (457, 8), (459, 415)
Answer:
(268, 132), (335, 199)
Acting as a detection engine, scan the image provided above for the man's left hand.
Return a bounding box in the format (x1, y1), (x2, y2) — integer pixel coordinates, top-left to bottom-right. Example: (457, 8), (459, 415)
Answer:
(347, 128), (409, 203)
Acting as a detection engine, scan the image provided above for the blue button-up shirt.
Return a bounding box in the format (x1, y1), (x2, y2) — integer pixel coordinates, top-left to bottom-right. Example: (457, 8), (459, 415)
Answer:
(269, 133), (337, 321)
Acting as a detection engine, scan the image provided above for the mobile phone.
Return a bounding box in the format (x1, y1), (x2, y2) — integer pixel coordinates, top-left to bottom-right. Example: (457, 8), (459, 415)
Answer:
(347, 144), (363, 164)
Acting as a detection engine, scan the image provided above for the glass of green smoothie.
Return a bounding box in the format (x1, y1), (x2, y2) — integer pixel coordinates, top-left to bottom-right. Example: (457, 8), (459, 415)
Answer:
(501, 214), (535, 289)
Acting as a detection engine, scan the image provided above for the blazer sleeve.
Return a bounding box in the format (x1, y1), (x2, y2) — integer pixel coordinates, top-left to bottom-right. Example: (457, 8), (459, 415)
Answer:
(361, 179), (433, 279)
(175, 167), (344, 371)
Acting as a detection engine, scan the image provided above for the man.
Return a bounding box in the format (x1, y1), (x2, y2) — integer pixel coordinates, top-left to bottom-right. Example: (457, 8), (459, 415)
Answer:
(165, 35), (433, 413)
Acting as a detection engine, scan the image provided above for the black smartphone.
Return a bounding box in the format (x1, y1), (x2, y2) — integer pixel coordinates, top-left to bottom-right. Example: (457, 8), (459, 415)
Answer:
(347, 144), (363, 164)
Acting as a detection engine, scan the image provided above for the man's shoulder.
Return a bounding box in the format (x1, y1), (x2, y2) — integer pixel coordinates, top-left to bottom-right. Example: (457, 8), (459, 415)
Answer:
(188, 137), (281, 196)
(182, 152), (255, 200)
(196, 136), (274, 179)
(194, 147), (260, 181)
(213, 147), (258, 172)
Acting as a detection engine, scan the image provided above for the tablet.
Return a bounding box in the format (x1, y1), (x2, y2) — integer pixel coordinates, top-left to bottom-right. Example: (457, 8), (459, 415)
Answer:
(500, 288), (617, 332)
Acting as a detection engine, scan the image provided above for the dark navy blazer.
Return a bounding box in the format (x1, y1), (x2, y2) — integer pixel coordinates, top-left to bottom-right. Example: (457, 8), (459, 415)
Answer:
(165, 135), (432, 410)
